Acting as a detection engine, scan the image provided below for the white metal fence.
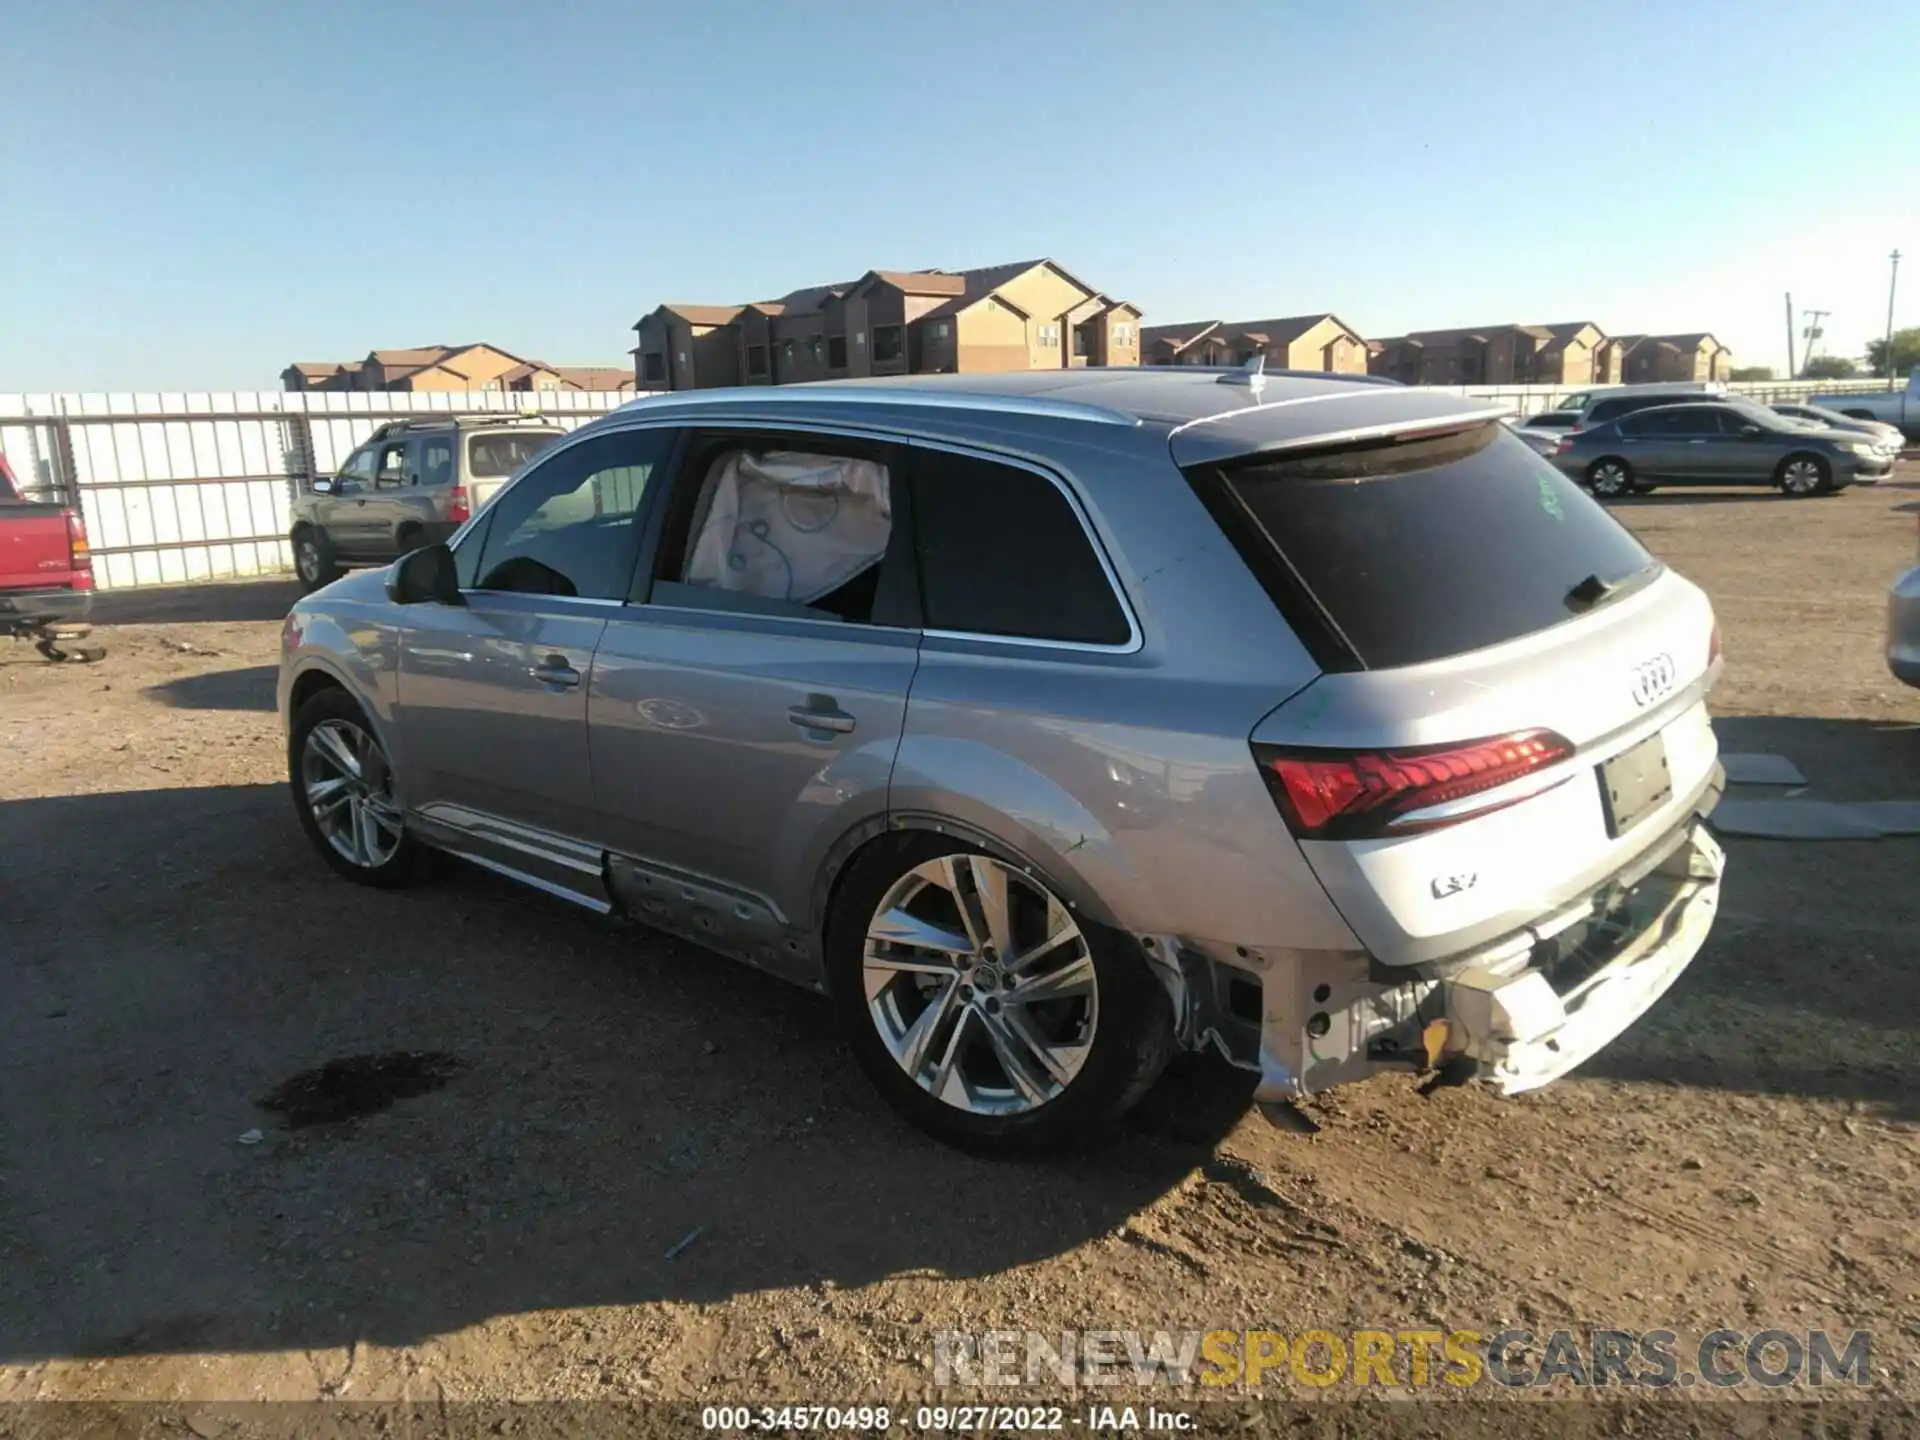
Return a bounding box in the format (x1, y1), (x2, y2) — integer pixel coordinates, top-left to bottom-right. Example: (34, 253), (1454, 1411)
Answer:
(0, 390), (649, 590)
(0, 376), (1898, 591)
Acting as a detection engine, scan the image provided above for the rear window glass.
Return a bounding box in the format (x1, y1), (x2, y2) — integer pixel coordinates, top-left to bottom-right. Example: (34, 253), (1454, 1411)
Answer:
(1209, 424), (1656, 670)
(468, 431), (562, 478)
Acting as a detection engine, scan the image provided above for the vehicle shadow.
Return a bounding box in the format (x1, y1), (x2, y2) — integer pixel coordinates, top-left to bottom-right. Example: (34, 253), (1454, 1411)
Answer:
(143, 665), (278, 712)
(90, 578), (302, 626)
(0, 782), (1252, 1364)
(1578, 714), (1920, 1118)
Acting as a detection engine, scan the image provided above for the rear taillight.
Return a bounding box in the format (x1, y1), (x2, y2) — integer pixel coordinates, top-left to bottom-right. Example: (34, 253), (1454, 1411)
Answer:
(448, 486), (471, 524)
(1254, 729), (1575, 841)
(64, 508), (95, 590)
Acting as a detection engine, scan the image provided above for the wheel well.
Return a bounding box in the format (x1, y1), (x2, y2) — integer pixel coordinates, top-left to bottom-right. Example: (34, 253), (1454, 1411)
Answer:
(289, 667), (345, 716)
(291, 520), (316, 537)
(1587, 455), (1630, 473)
(396, 520), (422, 537)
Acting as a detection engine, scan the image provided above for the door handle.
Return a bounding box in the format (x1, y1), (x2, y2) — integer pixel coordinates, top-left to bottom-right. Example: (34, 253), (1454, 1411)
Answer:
(529, 655), (580, 687)
(788, 697), (855, 734)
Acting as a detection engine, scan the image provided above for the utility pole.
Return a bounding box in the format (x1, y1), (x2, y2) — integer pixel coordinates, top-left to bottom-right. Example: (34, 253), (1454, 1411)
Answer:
(1785, 292), (1797, 378)
(1802, 308), (1830, 371)
(1886, 249), (1902, 390)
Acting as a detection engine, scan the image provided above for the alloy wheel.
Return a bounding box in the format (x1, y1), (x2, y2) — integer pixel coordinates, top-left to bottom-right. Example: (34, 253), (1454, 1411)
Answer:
(1589, 462), (1630, 497)
(300, 718), (404, 869)
(862, 854), (1098, 1116)
(1780, 460), (1824, 496)
(296, 538), (323, 584)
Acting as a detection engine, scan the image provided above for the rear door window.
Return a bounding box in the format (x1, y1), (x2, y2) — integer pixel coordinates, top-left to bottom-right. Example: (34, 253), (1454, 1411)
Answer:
(1197, 424), (1656, 670)
(910, 449), (1132, 646)
(468, 430), (562, 479)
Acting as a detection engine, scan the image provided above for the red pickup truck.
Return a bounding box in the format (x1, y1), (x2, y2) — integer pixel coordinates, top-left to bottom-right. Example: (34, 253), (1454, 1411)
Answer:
(0, 454), (104, 662)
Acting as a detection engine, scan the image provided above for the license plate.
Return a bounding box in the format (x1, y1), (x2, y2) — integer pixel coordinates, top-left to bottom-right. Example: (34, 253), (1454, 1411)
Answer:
(1598, 731), (1672, 838)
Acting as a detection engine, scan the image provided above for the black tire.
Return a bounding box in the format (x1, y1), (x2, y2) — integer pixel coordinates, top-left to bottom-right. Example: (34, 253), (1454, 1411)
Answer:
(1585, 458), (1634, 498)
(1775, 453), (1831, 498)
(1629, 482), (1659, 495)
(293, 526), (343, 592)
(287, 687), (426, 888)
(825, 834), (1174, 1155)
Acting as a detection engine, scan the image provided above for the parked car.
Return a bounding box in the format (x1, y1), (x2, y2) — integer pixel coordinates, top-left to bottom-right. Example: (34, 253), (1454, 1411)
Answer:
(1506, 409), (1580, 456)
(0, 453), (102, 662)
(1801, 367), (1920, 443)
(1552, 400), (1894, 497)
(1889, 502), (1920, 689)
(279, 369), (1727, 1152)
(1771, 401), (1905, 455)
(1549, 382), (1729, 432)
(289, 414), (566, 591)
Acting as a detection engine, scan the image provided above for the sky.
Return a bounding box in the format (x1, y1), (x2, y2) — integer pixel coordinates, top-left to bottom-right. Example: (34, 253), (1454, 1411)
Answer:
(2, 0), (1915, 392)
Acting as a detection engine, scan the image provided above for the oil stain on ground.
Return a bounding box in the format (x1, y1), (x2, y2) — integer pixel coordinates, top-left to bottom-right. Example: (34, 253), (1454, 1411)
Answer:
(259, 1051), (464, 1129)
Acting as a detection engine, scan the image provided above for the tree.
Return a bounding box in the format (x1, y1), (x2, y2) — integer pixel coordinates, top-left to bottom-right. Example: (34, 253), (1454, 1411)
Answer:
(1802, 355), (1857, 379)
(1867, 327), (1920, 378)
(1728, 365), (1775, 381)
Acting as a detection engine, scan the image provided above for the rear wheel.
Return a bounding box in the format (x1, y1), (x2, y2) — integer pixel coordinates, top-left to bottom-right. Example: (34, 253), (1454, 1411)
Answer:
(1586, 458), (1634, 498)
(288, 688), (424, 887)
(1776, 454), (1831, 497)
(293, 526), (343, 591)
(826, 836), (1173, 1154)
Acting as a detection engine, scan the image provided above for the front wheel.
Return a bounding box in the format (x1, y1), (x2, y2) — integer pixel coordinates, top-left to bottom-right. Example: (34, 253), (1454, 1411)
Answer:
(1776, 454), (1831, 497)
(826, 836), (1174, 1154)
(288, 688), (425, 887)
(1586, 458), (1634, 498)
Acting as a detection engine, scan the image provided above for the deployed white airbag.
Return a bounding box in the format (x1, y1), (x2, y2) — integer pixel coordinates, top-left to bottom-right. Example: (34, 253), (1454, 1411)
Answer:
(684, 450), (891, 605)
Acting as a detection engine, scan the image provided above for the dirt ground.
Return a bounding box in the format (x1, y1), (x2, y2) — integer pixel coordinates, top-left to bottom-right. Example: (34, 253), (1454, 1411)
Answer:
(3, 473), (1919, 1430)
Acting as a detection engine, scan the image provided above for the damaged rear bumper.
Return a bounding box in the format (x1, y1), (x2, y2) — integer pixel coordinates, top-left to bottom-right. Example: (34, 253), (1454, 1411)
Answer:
(1189, 793), (1727, 1106)
(1431, 821), (1722, 1093)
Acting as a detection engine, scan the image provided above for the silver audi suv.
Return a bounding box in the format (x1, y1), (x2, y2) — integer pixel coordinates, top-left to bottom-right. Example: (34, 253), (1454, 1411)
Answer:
(277, 365), (1727, 1152)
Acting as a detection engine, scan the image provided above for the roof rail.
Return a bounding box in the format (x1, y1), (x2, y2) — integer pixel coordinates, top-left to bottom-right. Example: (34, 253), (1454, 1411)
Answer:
(612, 384), (1140, 427)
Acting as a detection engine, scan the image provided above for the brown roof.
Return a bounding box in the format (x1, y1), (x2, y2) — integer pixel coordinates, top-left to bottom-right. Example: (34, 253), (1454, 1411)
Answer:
(658, 304), (745, 326)
(499, 361), (556, 383)
(370, 347), (451, 366)
(859, 270), (967, 297)
(288, 362), (351, 378)
(1141, 320), (1221, 348)
(1651, 332), (1722, 349)
(553, 366), (634, 390)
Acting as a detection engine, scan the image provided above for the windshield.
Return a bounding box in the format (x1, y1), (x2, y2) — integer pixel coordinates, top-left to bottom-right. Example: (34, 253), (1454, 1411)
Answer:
(1201, 424), (1657, 669)
(1554, 393), (1590, 412)
(468, 430), (563, 478)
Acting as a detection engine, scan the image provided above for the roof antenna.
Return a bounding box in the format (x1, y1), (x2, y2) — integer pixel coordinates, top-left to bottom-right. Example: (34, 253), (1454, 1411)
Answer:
(1218, 352), (1266, 395)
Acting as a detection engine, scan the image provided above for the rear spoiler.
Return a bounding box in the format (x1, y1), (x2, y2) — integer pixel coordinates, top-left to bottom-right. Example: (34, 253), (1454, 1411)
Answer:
(1170, 391), (1510, 469)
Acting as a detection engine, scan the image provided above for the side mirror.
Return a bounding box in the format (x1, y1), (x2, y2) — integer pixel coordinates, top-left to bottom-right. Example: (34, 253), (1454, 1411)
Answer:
(385, 543), (464, 606)
(311, 477), (336, 495)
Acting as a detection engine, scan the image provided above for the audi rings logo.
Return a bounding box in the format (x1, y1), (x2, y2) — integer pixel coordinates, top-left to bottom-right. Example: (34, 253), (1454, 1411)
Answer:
(1630, 653), (1677, 707)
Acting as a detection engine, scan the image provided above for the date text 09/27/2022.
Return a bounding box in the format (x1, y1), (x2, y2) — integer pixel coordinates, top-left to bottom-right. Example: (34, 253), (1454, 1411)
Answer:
(700, 1404), (1193, 1432)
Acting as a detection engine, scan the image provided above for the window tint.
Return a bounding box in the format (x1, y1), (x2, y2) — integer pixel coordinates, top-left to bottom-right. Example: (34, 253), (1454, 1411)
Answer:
(1617, 410), (1673, 437)
(912, 450), (1131, 646)
(1661, 407), (1721, 437)
(467, 429), (668, 600)
(1209, 424), (1656, 670)
(338, 448), (378, 482)
(468, 431), (561, 479)
(1524, 411), (1578, 429)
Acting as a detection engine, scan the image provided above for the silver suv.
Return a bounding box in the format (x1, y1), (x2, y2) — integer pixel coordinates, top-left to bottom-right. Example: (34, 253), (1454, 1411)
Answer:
(277, 368), (1727, 1152)
(289, 415), (564, 591)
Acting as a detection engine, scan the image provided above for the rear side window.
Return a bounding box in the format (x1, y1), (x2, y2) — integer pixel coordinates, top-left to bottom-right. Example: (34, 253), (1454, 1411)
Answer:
(911, 449), (1131, 646)
(468, 431), (562, 478)
(1203, 424), (1656, 670)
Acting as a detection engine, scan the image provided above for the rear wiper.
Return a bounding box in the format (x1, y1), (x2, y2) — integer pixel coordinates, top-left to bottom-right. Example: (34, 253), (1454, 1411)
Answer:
(1566, 562), (1661, 613)
(1565, 573), (1615, 610)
